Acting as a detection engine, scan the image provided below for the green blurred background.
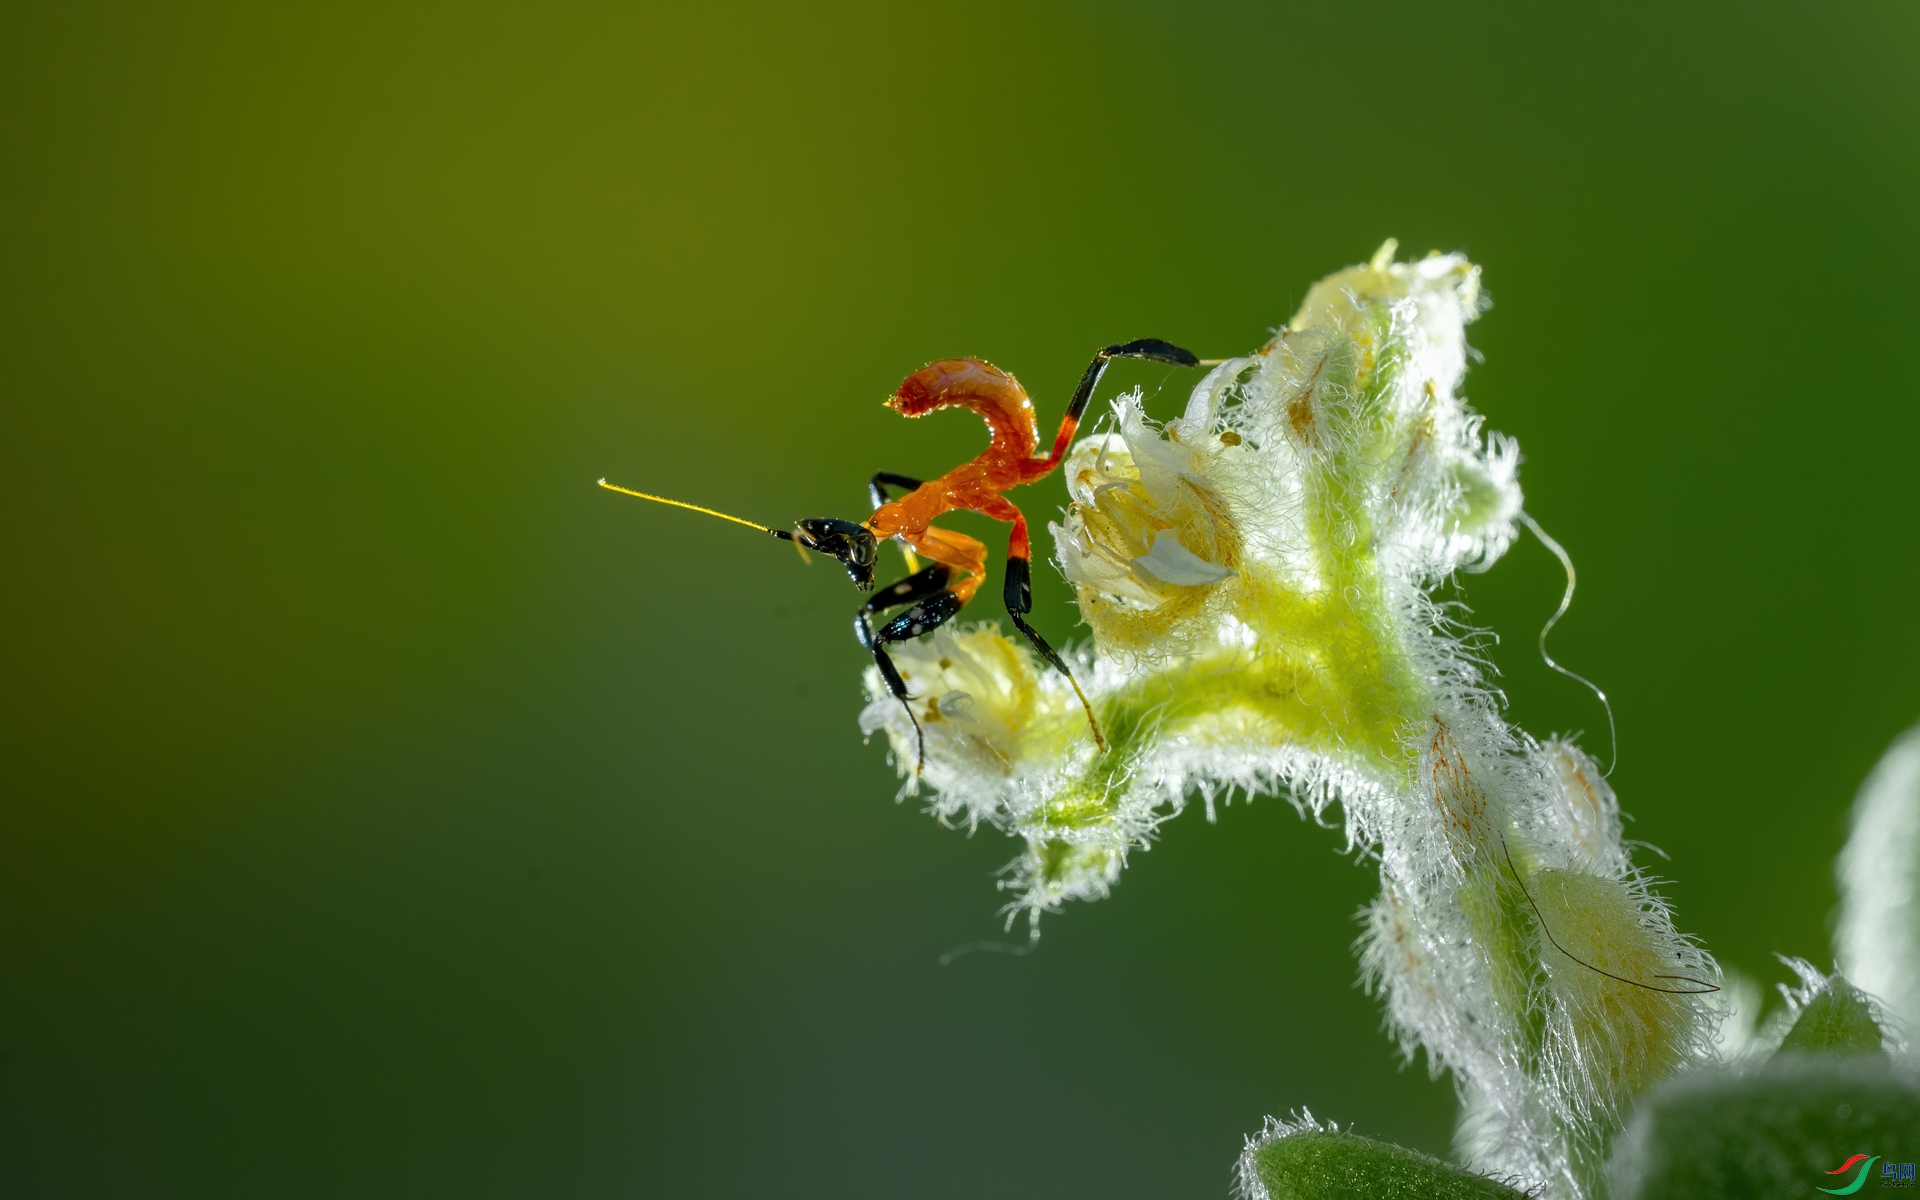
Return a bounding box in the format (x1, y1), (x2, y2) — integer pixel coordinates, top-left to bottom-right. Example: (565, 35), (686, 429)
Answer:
(3, 4), (1917, 1196)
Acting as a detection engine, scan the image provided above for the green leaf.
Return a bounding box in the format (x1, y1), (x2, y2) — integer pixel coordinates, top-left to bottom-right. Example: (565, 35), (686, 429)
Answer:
(1777, 976), (1887, 1058)
(1240, 1128), (1527, 1200)
(1608, 1056), (1920, 1200)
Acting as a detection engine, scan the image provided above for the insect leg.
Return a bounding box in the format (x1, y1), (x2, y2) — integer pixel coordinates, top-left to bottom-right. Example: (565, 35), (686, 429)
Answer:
(1044, 339), (1204, 468)
(855, 563), (959, 774)
(998, 508), (1108, 752)
(868, 472), (924, 511)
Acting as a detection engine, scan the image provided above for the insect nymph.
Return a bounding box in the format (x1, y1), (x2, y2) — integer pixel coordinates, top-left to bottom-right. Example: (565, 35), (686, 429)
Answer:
(602, 338), (1206, 771)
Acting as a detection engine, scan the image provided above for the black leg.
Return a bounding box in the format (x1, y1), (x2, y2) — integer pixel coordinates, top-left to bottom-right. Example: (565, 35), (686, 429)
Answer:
(1002, 557), (1071, 677)
(1065, 339), (1202, 427)
(1045, 339), (1203, 468)
(868, 472), (923, 511)
(854, 563), (961, 773)
(1002, 556), (1107, 752)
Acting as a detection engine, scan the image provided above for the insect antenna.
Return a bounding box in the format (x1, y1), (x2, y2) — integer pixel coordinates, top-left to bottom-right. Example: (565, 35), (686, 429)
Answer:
(598, 479), (775, 533)
(599, 478), (822, 563)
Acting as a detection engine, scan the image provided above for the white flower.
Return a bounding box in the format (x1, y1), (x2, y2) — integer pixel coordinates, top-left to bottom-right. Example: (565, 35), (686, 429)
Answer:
(856, 243), (1718, 1197)
(1052, 390), (1245, 659)
(858, 623), (1080, 822)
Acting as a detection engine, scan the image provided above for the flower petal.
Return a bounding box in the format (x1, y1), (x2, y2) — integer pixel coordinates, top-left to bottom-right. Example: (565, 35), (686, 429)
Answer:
(1130, 529), (1234, 587)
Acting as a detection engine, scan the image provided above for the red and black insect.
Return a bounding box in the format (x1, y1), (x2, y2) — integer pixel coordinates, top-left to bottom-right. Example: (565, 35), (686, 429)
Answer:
(602, 338), (1205, 771)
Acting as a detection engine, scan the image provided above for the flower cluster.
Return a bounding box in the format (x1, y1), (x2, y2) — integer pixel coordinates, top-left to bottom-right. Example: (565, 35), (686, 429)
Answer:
(858, 243), (1719, 1197)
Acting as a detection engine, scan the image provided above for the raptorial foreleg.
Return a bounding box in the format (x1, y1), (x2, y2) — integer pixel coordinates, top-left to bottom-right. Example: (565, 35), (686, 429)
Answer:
(855, 524), (990, 775)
